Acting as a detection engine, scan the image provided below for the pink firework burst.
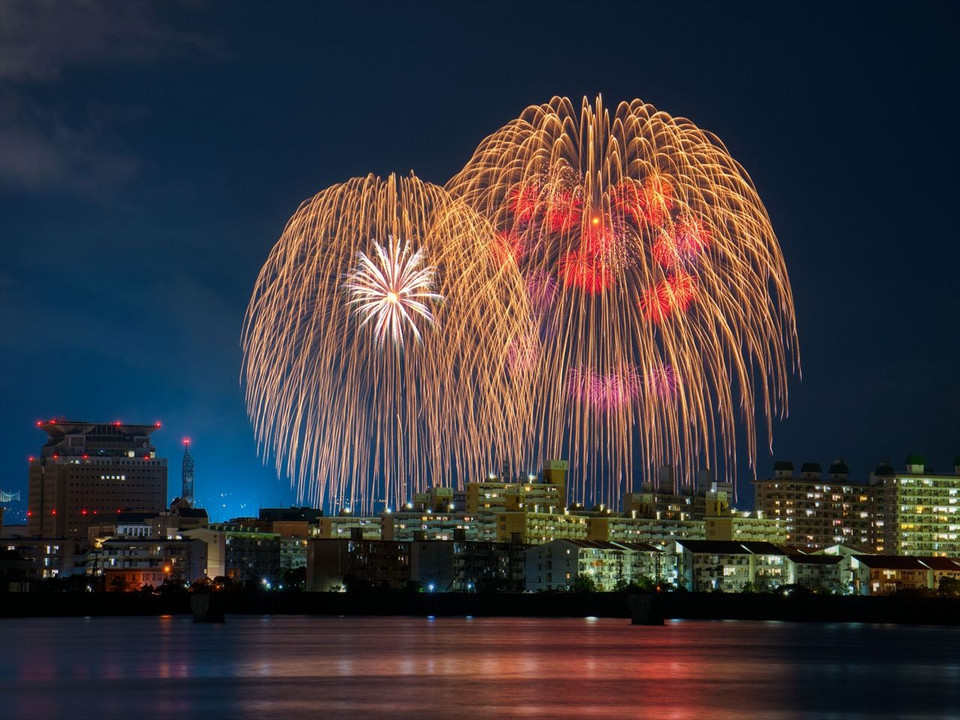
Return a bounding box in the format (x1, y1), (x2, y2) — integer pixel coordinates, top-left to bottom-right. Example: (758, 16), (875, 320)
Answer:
(568, 364), (641, 411)
(648, 363), (679, 399)
(525, 271), (558, 314)
(507, 334), (539, 372)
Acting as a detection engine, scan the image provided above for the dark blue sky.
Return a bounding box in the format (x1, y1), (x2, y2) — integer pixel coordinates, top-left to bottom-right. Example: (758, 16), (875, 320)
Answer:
(1, 1), (957, 520)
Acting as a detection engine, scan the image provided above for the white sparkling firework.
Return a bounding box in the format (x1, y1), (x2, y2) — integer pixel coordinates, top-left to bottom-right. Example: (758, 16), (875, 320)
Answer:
(344, 236), (442, 347)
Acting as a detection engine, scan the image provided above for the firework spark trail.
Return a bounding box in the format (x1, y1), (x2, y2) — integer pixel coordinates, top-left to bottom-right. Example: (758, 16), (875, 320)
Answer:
(242, 173), (534, 513)
(446, 95), (799, 504)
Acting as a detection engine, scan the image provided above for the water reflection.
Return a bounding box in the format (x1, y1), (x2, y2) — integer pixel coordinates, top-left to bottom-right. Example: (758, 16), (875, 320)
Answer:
(1, 616), (957, 720)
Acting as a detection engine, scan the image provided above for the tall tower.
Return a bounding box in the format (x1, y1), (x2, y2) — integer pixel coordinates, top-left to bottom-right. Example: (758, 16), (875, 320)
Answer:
(182, 439), (195, 507)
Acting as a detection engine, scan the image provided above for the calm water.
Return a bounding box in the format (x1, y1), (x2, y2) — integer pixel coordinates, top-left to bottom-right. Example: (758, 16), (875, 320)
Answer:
(1, 615), (957, 719)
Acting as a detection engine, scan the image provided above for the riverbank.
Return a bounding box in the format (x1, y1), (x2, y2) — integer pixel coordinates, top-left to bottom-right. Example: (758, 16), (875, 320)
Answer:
(2, 591), (958, 625)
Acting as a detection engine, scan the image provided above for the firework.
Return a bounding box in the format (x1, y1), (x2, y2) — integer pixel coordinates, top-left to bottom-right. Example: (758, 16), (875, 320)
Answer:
(243, 173), (534, 512)
(447, 95), (799, 503)
(343, 236), (442, 348)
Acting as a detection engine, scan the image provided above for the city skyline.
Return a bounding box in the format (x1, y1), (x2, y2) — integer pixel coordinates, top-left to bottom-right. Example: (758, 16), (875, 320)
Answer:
(2, 2), (958, 519)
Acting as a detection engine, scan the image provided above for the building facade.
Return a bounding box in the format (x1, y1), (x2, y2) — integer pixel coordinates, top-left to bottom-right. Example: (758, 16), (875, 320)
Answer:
(525, 539), (661, 592)
(870, 457), (960, 557)
(754, 460), (875, 551)
(28, 421), (167, 539)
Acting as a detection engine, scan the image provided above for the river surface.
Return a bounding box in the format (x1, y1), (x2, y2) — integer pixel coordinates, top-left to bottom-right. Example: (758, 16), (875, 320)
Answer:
(1, 615), (957, 719)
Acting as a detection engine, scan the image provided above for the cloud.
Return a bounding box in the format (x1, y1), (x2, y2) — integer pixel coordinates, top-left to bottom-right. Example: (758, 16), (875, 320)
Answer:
(0, 98), (140, 196)
(0, 0), (219, 196)
(0, 0), (216, 81)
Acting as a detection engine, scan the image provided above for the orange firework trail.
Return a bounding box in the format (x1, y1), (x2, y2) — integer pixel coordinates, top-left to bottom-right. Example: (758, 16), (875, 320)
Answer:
(242, 174), (533, 512)
(446, 96), (800, 503)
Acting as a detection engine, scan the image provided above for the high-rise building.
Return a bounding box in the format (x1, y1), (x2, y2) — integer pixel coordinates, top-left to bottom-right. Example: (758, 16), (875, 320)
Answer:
(753, 460), (875, 551)
(27, 420), (167, 539)
(870, 456), (960, 557)
(181, 440), (195, 507)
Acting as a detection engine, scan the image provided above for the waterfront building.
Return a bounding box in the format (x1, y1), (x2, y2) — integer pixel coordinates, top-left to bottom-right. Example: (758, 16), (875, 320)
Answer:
(784, 553), (851, 593)
(410, 540), (526, 592)
(305, 538), (527, 592)
(99, 538), (207, 591)
(674, 540), (789, 592)
(525, 539), (661, 592)
(184, 525), (281, 583)
(870, 457), (960, 556)
(306, 538), (411, 591)
(0, 536), (86, 579)
(27, 420), (167, 539)
(849, 555), (960, 595)
(753, 460), (875, 551)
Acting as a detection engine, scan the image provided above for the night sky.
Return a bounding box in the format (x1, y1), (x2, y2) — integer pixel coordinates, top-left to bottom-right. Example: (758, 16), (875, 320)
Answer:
(1, 1), (957, 521)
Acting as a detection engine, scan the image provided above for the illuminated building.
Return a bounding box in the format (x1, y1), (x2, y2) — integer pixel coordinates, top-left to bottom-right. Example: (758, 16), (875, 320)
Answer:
(496, 509), (588, 544)
(99, 538), (207, 591)
(27, 420), (167, 539)
(850, 555), (960, 595)
(525, 539), (661, 592)
(317, 514), (382, 540)
(184, 525), (281, 583)
(381, 511), (485, 542)
(705, 514), (785, 544)
(870, 457), (960, 557)
(465, 460), (567, 514)
(785, 554), (851, 593)
(753, 460), (875, 551)
(1, 536), (85, 579)
(674, 540), (789, 592)
(589, 516), (706, 544)
(412, 486), (457, 512)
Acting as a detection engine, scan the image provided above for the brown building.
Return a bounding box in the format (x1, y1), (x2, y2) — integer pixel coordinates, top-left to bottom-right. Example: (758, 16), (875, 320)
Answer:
(28, 421), (167, 539)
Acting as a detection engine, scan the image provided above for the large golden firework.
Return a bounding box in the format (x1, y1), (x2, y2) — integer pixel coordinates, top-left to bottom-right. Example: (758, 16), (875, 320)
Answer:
(242, 173), (533, 512)
(446, 96), (799, 503)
